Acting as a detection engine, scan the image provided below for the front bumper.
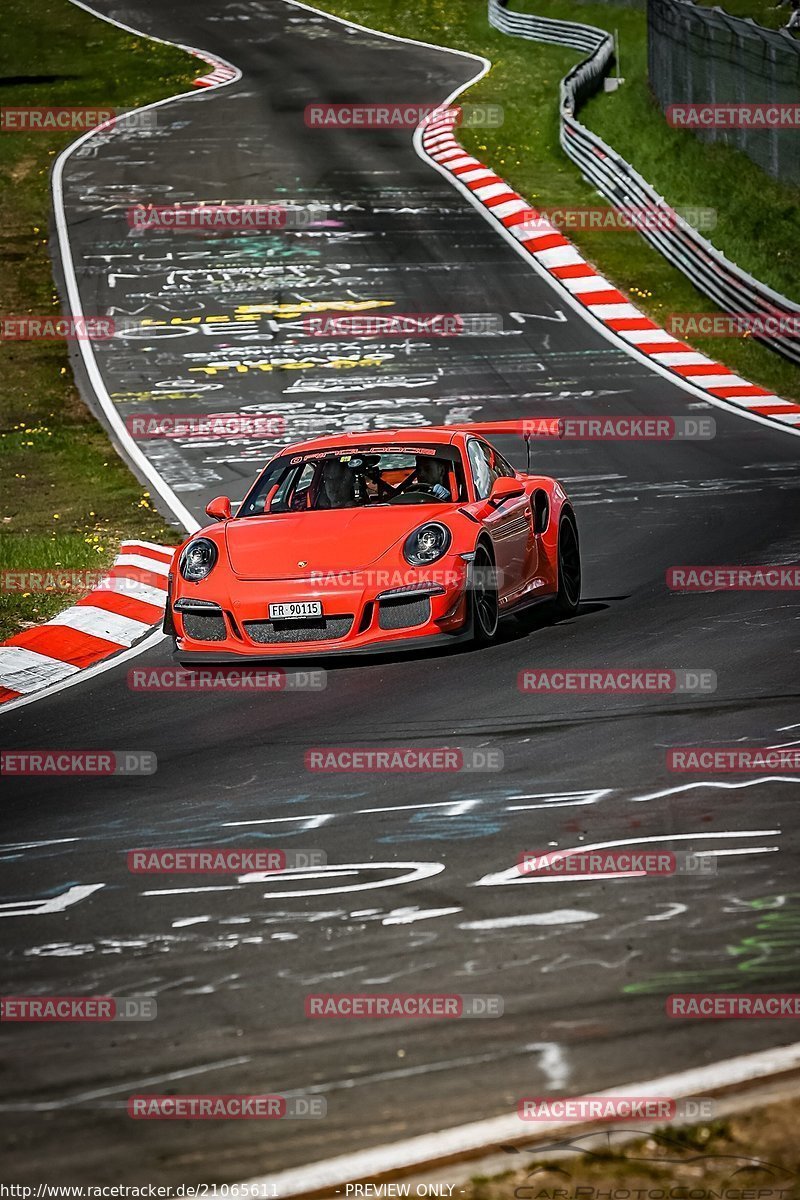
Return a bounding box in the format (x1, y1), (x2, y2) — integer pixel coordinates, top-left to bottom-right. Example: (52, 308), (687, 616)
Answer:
(170, 563), (472, 661)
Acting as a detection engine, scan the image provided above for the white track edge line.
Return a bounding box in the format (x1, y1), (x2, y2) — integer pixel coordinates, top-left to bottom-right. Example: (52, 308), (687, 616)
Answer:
(54, 0), (243, 533)
(4, 2), (244, 713)
(418, 140), (800, 439)
(289, 0), (798, 439)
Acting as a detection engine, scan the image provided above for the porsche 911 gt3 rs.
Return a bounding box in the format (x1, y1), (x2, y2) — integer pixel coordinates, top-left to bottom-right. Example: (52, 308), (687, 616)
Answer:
(165, 425), (581, 661)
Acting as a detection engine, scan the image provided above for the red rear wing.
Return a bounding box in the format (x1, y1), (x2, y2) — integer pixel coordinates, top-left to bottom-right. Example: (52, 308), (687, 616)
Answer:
(458, 419), (563, 441)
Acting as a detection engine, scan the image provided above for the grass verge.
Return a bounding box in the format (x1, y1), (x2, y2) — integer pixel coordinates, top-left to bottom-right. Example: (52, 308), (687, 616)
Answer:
(463, 1095), (800, 1200)
(312, 0), (800, 404)
(0, 0), (197, 640)
(696, 0), (799, 31)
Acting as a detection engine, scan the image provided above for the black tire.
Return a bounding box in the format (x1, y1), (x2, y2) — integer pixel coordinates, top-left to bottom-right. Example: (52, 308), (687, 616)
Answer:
(471, 542), (500, 645)
(553, 510), (581, 618)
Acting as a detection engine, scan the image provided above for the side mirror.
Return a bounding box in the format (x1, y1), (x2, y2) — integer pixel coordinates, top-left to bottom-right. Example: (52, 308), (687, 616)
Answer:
(488, 476), (525, 506)
(205, 495), (232, 521)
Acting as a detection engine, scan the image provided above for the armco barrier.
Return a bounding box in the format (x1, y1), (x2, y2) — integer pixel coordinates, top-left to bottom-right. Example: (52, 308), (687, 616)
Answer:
(487, 0), (800, 366)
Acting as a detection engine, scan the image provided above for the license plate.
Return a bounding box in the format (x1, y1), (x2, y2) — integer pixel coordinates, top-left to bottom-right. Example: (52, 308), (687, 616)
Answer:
(269, 601), (323, 620)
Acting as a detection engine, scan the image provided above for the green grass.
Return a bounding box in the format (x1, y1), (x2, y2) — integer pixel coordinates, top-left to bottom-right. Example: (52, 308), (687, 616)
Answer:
(696, 0), (798, 30)
(0, 0), (197, 639)
(311, 0), (800, 403)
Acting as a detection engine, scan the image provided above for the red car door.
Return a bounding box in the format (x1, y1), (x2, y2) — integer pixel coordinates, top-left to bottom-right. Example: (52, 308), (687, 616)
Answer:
(465, 438), (537, 604)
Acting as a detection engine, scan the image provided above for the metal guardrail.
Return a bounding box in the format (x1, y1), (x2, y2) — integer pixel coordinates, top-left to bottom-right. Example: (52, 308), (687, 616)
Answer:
(488, 0), (800, 365)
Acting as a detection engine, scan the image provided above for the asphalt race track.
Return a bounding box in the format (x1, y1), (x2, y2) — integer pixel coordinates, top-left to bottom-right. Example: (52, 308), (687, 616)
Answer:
(1, 0), (799, 1184)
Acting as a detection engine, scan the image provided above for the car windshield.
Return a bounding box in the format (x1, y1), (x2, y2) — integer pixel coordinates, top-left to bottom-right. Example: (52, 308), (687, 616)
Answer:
(239, 444), (468, 516)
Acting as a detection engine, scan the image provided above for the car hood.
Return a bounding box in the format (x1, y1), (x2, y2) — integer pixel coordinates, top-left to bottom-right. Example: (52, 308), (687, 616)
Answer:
(223, 507), (449, 580)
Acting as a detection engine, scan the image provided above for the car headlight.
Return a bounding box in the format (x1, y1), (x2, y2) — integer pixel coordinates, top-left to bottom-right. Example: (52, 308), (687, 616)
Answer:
(179, 538), (218, 582)
(403, 522), (452, 566)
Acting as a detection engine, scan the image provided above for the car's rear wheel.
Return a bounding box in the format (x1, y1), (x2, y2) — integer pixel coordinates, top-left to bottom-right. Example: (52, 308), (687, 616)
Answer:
(471, 543), (499, 645)
(554, 510), (581, 618)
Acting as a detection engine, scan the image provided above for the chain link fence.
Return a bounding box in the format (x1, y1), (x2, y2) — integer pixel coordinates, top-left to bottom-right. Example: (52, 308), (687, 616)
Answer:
(649, 0), (800, 185)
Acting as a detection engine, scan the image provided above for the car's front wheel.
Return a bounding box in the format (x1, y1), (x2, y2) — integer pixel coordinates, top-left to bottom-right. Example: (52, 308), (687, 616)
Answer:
(471, 543), (500, 645)
(553, 510), (581, 618)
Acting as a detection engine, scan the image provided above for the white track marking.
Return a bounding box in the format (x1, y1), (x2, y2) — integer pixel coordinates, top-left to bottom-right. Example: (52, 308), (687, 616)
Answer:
(222, 814), (334, 828)
(243, 1042), (800, 1196)
(0, 629), (167, 715)
(278, 1041), (567, 1098)
(646, 902), (687, 921)
(507, 788), (612, 810)
(460, 910), (599, 928)
(96, 576), (169, 606)
(0, 838), (80, 852)
(475, 829), (780, 886)
(629, 777), (800, 803)
(564, 275), (616, 295)
(0, 884), (104, 918)
(0, 647), (80, 694)
(113, 553), (171, 576)
(143, 863), (446, 900)
(242, 861), (445, 897)
(47, 605), (151, 646)
(382, 906), (462, 924)
(120, 539), (175, 556)
(0, 1056), (251, 1112)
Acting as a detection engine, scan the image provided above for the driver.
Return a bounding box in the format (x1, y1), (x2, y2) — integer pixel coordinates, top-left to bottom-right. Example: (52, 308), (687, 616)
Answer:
(414, 455), (451, 501)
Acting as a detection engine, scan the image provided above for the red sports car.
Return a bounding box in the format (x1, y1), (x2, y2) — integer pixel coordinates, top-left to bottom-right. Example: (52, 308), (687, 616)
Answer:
(164, 426), (581, 661)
